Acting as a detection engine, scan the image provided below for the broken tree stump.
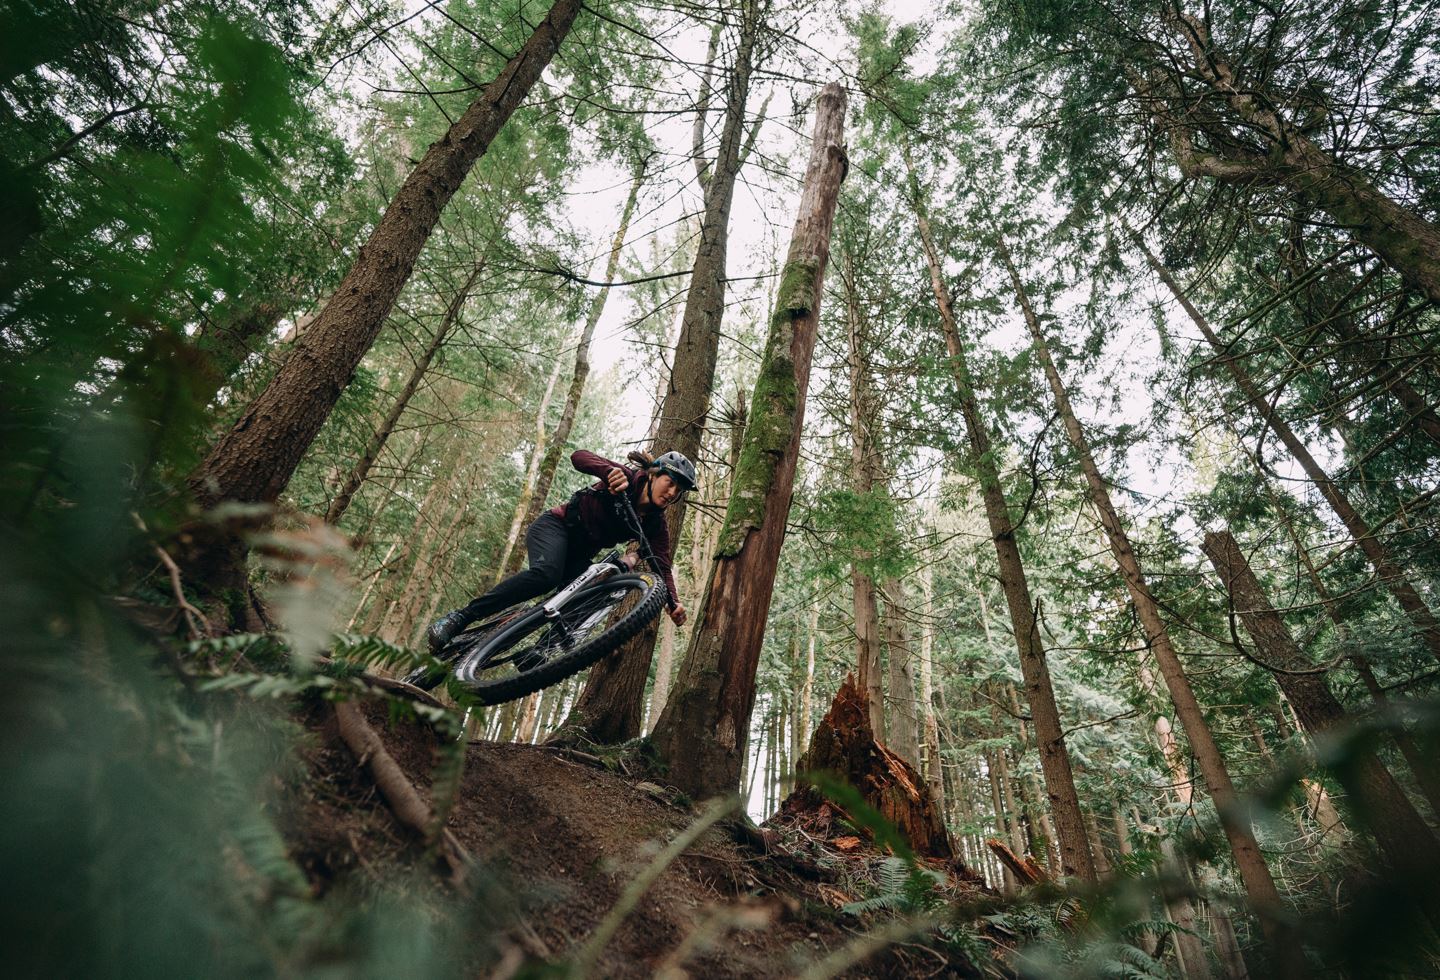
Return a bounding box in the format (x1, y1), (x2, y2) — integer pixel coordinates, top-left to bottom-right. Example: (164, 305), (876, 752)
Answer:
(779, 673), (954, 860)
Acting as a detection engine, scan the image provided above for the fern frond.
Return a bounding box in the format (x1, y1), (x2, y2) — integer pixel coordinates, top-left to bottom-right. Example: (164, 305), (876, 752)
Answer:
(331, 632), (431, 672)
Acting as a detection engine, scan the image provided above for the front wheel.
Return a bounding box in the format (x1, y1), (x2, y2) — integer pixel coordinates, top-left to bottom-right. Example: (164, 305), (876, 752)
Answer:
(448, 572), (665, 706)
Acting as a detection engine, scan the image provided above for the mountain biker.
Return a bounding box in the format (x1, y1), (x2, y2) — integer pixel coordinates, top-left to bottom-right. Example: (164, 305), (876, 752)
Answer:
(426, 448), (696, 654)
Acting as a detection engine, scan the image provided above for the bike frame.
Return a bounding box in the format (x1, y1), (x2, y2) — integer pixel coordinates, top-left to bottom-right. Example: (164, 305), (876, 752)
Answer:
(540, 489), (673, 619)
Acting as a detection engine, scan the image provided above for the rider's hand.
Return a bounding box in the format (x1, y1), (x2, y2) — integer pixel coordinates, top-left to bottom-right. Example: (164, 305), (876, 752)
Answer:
(606, 467), (628, 495)
(668, 602), (687, 627)
(620, 551), (639, 570)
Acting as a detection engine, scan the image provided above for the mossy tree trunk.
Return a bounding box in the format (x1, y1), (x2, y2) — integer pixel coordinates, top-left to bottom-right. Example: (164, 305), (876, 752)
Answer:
(648, 82), (847, 800)
(559, 9), (760, 744)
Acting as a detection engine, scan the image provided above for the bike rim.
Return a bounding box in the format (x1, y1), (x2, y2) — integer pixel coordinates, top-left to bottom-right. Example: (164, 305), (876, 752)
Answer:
(452, 575), (652, 688)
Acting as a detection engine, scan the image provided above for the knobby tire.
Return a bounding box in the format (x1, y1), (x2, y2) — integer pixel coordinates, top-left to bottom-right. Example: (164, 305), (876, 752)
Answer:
(446, 572), (665, 706)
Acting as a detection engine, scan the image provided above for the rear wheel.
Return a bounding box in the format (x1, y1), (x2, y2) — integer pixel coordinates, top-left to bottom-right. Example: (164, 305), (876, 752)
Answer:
(449, 572), (665, 706)
(400, 610), (523, 691)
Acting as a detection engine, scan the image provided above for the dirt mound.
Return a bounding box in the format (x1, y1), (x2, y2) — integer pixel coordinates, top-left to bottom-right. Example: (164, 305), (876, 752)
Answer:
(288, 697), (983, 978)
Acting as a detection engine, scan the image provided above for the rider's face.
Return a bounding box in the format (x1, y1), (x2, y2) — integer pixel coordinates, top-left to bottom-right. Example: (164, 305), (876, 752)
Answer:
(648, 473), (680, 508)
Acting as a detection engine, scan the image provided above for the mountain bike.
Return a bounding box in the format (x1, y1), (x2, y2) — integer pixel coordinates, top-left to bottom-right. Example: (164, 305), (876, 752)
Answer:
(401, 488), (671, 706)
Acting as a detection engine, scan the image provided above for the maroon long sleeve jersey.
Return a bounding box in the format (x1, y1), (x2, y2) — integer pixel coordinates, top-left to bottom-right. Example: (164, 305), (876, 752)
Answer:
(549, 450), (679, 603)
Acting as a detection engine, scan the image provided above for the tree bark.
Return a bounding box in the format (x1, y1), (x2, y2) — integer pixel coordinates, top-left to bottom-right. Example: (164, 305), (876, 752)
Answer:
(1004, 238), (1284, 909)
(906, 165), (1094, 882)
(1158, 10), (1440, 304)
(1202, 529), (1440, 884)
(648, 82), (847, 800)
(842, 249), (886, 733)
(189, 0), (582, 518)
(1137, 235), (1440, 662)
(559, 13), (759, 743)
(881, 576), (921, 768)
(325, 262), (483, 525)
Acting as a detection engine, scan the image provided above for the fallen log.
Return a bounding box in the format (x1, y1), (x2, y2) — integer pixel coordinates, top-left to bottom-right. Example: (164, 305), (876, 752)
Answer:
(986, 838), (1048, 886)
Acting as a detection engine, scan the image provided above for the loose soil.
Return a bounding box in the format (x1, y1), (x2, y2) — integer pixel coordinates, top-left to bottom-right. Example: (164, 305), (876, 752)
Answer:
(287, 697), (993, 978)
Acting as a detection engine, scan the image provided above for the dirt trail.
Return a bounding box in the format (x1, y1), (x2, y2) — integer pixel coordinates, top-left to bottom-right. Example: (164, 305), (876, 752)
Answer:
(291, 700), (960, 978)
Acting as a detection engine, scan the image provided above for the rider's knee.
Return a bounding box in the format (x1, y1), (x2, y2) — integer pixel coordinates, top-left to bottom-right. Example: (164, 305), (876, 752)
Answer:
(530, 563), (565, 589)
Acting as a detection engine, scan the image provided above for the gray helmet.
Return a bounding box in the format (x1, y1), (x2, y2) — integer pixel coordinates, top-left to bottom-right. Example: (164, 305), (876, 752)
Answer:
(652, 450), (697, 491)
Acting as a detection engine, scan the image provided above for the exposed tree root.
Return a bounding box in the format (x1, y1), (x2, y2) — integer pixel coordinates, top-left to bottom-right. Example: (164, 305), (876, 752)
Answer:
(333, 699), (469, 885)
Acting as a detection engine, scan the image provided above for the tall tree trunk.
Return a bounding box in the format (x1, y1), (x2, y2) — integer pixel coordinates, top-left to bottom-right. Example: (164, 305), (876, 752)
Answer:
(349, 541), (397, 629)
(1158, 837), (1213, 980)
(392, 464), (474, 645)
(1137, 235), (1440, 662)
(500, 161), (649, 577)
(987, 751), (1018, 894)
(648, 83), (847, 800)
(905, 163), (1094, 882)
(1157, 10), (1440, 304)
(1004, 239), (1283, 914)
(881, 576), (921, 767)
(646, 616), (676, 731)
(187, 0), (582, 529)
(802, 603), (818, 750)
(842, 249), (886, 732)
(1202, 529), (1440, 886)
(559, 13), (760, 743)
(376, 454), (459, 641)
(1273, 493), (1440, 817)
(1084, 811), (1113, 878)
(920, 559), (945, 815)
(325, 262), (483, 525)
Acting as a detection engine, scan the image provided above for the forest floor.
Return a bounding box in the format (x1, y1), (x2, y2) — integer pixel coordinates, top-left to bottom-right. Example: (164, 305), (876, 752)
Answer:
(288, 696), (995, 978)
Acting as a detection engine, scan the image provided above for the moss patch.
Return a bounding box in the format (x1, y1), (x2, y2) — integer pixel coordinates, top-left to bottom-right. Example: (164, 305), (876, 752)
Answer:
(714, 258), (817, 557)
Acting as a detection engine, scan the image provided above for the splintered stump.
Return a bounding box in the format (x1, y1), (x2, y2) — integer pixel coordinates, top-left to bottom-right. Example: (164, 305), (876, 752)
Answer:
(779, 674), (954, 860)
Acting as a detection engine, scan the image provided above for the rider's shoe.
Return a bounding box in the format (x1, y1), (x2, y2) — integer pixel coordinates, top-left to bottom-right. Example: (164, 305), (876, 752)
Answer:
(426, 609), (471, 654)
